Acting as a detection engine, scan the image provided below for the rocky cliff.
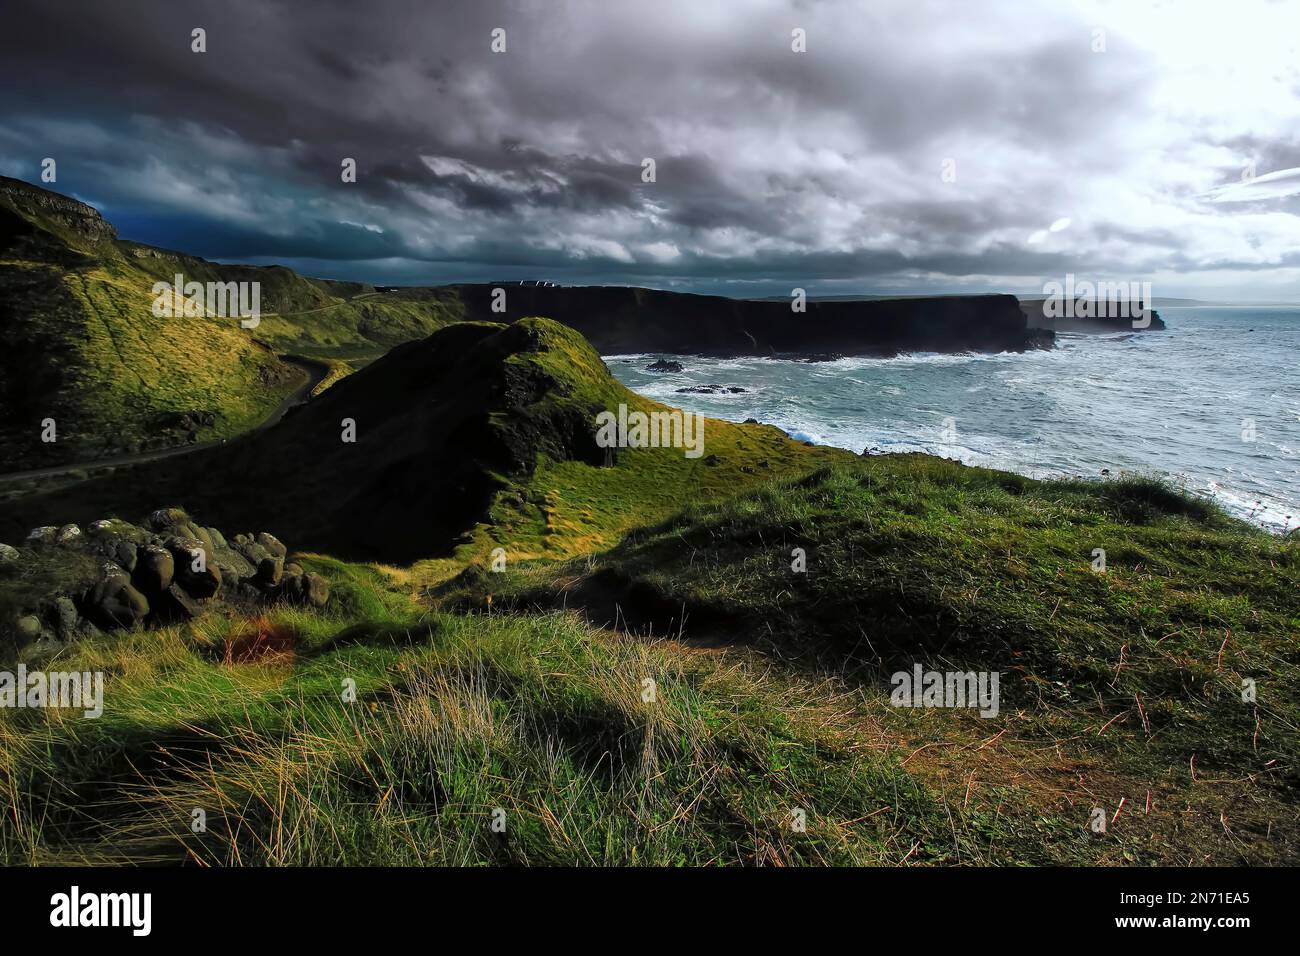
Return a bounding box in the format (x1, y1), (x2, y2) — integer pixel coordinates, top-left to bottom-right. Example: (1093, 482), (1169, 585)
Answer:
(449, 285), (1052, 357)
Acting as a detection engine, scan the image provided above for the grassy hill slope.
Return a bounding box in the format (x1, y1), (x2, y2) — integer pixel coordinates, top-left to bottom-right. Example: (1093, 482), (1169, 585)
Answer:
(0, 292), (1293, 866)
(0, 177), (463, 470)
(0, 317), (849, 565)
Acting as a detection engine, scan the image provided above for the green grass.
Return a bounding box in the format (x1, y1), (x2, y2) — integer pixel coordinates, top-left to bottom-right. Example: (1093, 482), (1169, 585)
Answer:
(0, 179), (465, 471)
(0, 565), (1114, 867)
(433, 458), (1300, 864)
(4, 458), (1295, 866)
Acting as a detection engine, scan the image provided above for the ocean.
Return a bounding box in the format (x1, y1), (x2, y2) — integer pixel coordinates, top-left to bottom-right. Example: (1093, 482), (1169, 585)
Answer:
(607, 306), (1300, 533)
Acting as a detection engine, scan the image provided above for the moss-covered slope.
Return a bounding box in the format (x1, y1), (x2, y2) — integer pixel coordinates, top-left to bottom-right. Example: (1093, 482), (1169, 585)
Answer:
(0, 177), (463, 470)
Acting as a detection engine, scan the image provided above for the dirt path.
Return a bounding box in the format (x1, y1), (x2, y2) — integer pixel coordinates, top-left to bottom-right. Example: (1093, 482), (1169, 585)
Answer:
(0, 356), (328, 485)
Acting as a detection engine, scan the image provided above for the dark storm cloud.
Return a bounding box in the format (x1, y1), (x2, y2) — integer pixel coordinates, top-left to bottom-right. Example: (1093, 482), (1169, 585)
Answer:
(1, 0), (1298, 297)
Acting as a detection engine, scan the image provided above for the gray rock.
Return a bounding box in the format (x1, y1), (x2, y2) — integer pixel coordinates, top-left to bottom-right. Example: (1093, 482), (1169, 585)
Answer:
(256, 556), (284, 587)
(283, 572), (329, 608)
(56, 523), (82, 545)
(135, 546), (174, 594)
(157, 583), (202, 621)
(26, 526), (58, 547)
(211, 546), (256, 583)
(51, 596), (80, 640)
(147, 507), (187, 532)
(0, 543), (19, 565)
(254, 532), (287, 559)
(85, 566), (150, 630)
(236, 540), (272, 565)
(167, 537), (222, 599)
(96, 536), (139, 573)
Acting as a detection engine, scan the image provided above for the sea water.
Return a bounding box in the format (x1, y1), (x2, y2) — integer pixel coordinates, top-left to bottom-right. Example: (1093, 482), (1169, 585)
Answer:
(608, 307), (1300, 533)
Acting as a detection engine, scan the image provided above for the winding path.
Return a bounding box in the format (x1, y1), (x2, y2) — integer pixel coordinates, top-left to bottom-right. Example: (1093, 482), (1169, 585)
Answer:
(0, 356), (329, 485)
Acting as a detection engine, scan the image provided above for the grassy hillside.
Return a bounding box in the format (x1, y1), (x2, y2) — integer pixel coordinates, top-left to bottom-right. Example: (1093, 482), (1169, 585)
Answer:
(4, 460), (1294, 865)
(2, 306), (1295, 865)
(0, 177), (463, 471)
(0, 317), (849, 566)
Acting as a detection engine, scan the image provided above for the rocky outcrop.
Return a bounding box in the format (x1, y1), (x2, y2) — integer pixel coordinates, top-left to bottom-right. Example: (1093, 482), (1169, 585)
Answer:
(1020, 298), (1166, 333)
(676, 384), (747, 394)
(0, 508), (329, 650)
(449, 284), (1052, 357)
(646, 359), (684, 372)
(0, 176), (118, 245)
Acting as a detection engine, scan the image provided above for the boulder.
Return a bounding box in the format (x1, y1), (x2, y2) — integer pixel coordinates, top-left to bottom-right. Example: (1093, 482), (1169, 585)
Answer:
(51, 595), (80, 641)
(0, 543), (19, 566)
(283, 572), (329, 608)
(135, 546), (175, 595)
(235, 539), (272, 565)
(96, 536), (139, 574)
(155, 583), (203, 622)
(147, 507), (188, 532)
(254, 532), (287, 559)
(56, 523), (82, 545)
(255, 556), (284, 587)
(26, 526), (57, 548)
(15, 615), (43, 642)
(167, 537), (222, 599)
(85, 565), (150, 630)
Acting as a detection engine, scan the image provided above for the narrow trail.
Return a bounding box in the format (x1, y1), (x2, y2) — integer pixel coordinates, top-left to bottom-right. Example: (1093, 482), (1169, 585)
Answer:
(0, 355), (328, 485)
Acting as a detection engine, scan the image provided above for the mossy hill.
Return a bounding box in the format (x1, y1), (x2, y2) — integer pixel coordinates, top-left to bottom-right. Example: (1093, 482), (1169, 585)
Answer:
(0, 176), (464, 471)
(3, 177), (1056, 475)
(0, 305), (1294, 865)
(0, 317), (849, 564)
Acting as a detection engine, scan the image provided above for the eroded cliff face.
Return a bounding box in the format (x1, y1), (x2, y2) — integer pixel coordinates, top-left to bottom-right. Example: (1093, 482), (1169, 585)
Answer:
(449, 285), (1052, 357)
(1020, 298), (1167, 333)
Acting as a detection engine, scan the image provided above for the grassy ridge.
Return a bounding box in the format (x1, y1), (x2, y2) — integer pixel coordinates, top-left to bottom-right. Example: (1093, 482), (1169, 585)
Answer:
(1, 223), (1294, 866)
(436, 459), (1300, 863)
(3, 459), (1294, 865)
(0, 557), (1172, 866)
(0, 177), (464, 470)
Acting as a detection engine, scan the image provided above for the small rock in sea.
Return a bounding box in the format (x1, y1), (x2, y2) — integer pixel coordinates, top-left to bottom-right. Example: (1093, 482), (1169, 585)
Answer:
(646, 359), (684, 373)
(675, 384), (748, 394)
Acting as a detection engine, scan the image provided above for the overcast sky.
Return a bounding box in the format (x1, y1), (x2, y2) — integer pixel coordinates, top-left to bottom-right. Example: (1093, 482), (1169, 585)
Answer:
(2, 0), (1299, 299)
